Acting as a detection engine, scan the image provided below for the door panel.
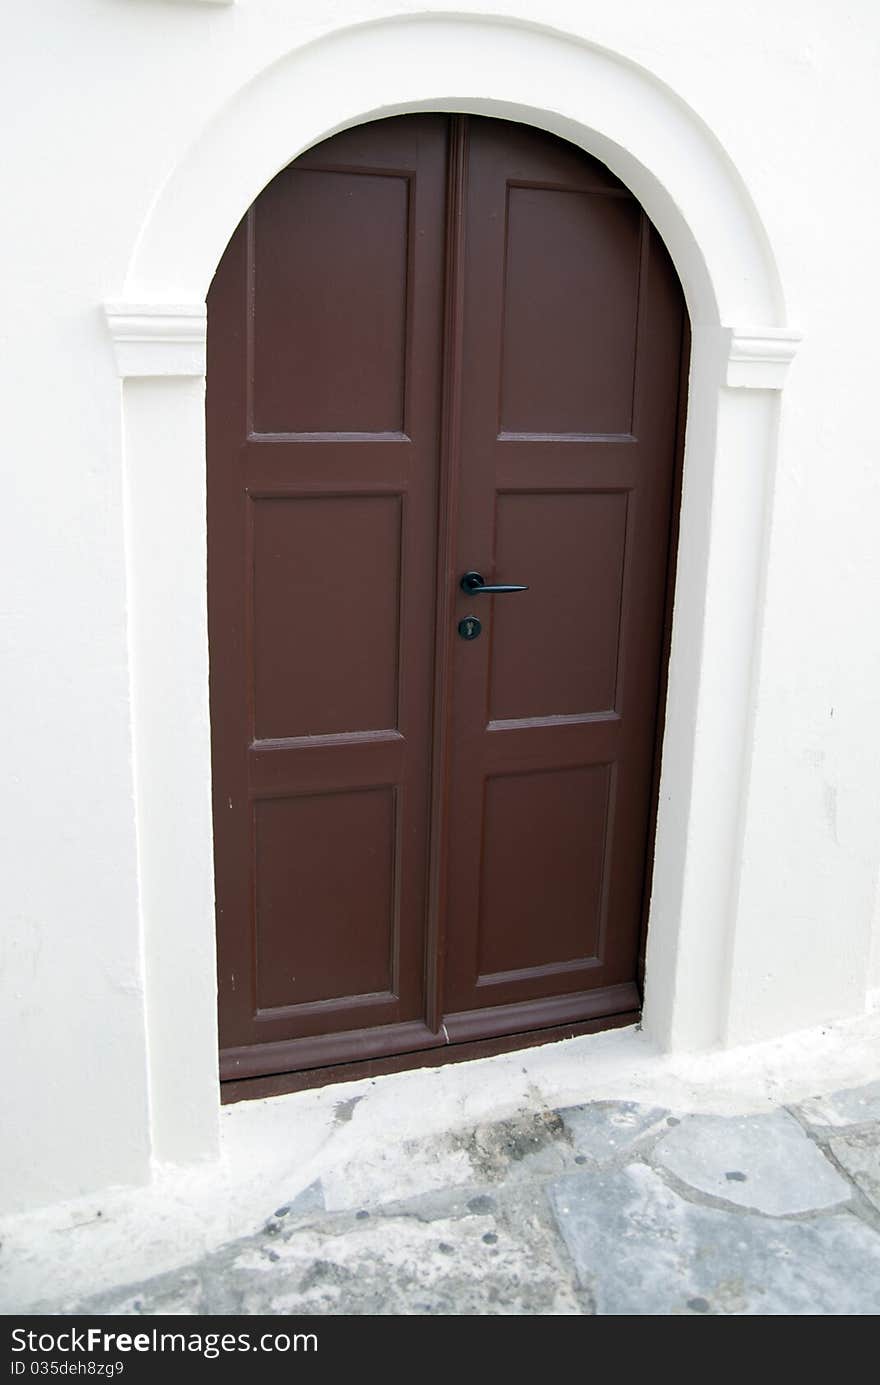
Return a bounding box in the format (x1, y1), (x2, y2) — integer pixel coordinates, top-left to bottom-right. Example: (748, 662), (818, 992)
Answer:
(499, 185), (642, 435)
(208, 114), (687, 1085)
(253, 787), (398, 1011)
(251, 494), (403, 740)
(209, 116), (448, 1070)
(488, 490), (628, 722)
(251, 167), (411, 434)
(442, 118), (684, 1023)
(476, 763), (613, 980)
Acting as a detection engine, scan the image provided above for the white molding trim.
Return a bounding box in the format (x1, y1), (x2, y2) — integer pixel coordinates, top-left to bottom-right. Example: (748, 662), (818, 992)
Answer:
(104, 303), (803, 394)
(726, 326), (802, 389)
(105, 303), (207, 378)
(108, 14), (804, 1173)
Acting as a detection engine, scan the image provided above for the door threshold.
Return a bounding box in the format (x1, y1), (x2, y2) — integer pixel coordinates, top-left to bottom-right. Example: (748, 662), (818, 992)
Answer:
(220, 1007), (639, 1105)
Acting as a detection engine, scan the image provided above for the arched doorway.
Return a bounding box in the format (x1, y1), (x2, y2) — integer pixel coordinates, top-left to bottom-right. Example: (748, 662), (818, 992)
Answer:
(105, 13), (798, 1164)
(207, 114), (688, 1093)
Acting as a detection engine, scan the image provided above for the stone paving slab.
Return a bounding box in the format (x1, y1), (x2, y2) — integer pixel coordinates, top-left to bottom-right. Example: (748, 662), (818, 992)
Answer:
(652, 1110), (851, 1215)
(559, 1101), (669, 1165)
(24, 1082), (880, 1317)
(548, 1162), (880, 1315)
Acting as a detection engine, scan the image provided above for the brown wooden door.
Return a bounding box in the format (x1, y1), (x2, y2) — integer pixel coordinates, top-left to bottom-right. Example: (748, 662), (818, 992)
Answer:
(208, 115), (686, 1087)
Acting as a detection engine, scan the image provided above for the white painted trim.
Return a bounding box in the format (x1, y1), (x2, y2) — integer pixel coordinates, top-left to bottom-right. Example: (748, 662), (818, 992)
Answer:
(726, 327), (802, 389)
(108, 14), (802, 1169)
(104, 306), (801, 390)
(105, 304), (207, 377)
(124, 17), (786, 324)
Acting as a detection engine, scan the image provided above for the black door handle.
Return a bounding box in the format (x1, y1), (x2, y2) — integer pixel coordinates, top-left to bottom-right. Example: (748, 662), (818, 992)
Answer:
(460, 570), (529, 595)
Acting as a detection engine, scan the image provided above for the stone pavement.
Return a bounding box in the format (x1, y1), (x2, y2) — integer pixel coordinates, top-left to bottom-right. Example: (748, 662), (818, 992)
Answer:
(53, 1079), (880, 1316)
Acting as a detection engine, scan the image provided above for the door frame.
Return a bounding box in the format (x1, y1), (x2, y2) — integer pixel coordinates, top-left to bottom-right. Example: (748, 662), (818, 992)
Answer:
(104, 14), (799, 1168)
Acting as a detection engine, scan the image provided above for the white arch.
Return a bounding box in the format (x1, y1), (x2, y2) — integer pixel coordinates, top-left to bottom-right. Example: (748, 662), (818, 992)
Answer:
(107, 13), (800, 1167)
(125, 13), (784, 330)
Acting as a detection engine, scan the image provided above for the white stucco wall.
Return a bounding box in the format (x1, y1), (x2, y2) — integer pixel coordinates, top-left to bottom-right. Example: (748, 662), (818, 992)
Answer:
(2, 0), (879, 1217)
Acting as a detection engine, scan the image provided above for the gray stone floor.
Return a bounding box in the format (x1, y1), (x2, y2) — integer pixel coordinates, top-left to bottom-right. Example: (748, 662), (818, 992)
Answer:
(53, 1078), (880, 1316)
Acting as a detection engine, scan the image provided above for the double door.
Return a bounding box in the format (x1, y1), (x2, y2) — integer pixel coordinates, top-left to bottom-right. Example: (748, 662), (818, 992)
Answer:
(207, 114), (686, 1086)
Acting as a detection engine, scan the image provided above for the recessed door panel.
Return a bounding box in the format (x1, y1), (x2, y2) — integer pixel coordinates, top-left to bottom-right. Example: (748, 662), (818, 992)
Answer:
(477, 764), (613, 983)
(208, 114), (687, 1086)
(489, 491), (628, 723)
(251, 495), (402, 740)
(499, 186), (641, 436)
(254, 789), (398, 1011)
(252, 168), (410, 435)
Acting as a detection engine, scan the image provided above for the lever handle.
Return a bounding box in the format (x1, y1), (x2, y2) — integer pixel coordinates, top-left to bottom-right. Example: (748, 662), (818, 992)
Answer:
(460, 570), (529, 595)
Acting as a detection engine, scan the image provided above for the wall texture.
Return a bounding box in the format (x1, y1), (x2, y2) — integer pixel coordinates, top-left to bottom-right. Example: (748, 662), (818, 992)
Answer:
(2, 0), (879, 1216)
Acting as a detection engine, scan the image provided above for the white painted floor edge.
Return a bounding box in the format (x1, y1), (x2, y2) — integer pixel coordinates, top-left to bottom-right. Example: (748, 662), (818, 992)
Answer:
(4, 997), (880, 1313)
